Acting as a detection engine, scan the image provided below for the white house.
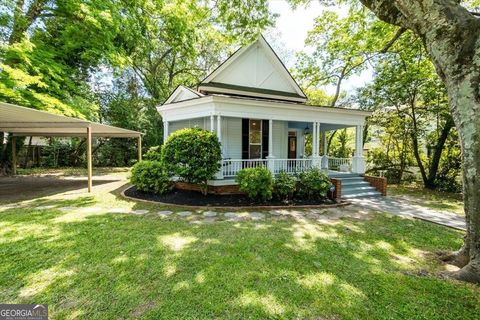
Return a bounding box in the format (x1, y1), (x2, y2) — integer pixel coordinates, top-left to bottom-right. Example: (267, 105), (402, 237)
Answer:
(157, 36), (374, 193)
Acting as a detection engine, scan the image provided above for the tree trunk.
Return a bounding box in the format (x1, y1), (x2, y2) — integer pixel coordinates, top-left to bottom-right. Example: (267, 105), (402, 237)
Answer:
(9, 0), (48, 45)
(358, 0), (480, 283)
(23, 136), (33, 168)
(442, 74), (480, 283)
(425, 116), (455, 189)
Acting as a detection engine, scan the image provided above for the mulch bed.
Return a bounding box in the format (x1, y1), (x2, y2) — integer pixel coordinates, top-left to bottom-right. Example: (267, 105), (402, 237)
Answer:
(124, 186), (337, 207)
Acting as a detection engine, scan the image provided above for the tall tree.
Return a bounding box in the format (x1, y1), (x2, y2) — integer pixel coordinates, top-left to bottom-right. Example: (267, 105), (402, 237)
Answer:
(295, 4), (400, 107)
(291, 0), (480, 282)
(302, 0), (480, 283)
(360, 33), (455, 189)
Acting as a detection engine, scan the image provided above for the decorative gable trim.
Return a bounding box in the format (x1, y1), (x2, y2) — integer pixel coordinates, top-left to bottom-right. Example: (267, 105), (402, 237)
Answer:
(199, 35), (307, 103)
(164, 85), (203, 105)
(198, 82), (306, 102)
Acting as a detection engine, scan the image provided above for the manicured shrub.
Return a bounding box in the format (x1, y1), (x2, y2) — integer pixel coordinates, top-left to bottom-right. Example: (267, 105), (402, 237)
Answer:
(130, 160), (173, 194)
(162, 127), (221, 194)
(236, 166), (273, 201)
(296, 167), (331, 200)
(143, 146), (162, 161)
(273, 171), (297, 201)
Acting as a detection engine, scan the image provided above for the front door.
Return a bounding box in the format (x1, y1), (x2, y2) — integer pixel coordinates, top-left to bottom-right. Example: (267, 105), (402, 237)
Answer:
(288, 133), (297, 159)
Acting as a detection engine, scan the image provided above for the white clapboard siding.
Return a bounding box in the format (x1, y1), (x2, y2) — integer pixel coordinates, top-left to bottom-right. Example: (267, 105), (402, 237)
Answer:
(168, 118), (208, 134)
(272, 120), (287, 158)
(222, 117), (242, 159)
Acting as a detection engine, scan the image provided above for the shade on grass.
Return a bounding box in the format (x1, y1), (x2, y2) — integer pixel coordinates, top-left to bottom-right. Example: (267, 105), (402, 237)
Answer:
(0, 198), (478, 319)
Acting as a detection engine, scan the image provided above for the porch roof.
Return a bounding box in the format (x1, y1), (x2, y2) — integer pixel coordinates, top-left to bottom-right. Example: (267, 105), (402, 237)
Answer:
(158, 95), (372, 126)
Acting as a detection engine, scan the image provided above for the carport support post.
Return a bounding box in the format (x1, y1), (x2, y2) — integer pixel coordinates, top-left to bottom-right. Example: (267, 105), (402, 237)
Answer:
(11, 136), (16, 175)
(137, 135), (142, 162)
(87, 126), (92, 192)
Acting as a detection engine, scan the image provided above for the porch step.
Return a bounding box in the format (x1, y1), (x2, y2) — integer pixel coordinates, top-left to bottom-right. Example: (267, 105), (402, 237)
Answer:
(342, 185), (378, 194)
(329, 172), (360, 179)
(333, 174), (383, 199)
(342, 191), (383, 199)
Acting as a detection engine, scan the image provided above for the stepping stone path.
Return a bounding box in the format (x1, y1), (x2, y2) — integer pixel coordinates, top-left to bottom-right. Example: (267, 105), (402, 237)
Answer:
(269, 209), (284, 216)
(130, 209), (149, 215)
(203, 211), (217, 217)
(109, 208), (129, 214)
(224, 212), (239, 219)
(79, 207), (103, 213)
(157, 210), (173, 217)
(176, 211), (192, 217)
(35, 205), (57, 210)
(59, 207), (78, 212)
(249, 212), (266, 220)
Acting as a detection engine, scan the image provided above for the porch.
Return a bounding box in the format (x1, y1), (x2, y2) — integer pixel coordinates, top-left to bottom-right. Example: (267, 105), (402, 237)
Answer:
(159, 95), (370, 180)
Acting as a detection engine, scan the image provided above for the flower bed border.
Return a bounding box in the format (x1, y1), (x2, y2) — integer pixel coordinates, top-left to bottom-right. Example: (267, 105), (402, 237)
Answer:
(121, 186), (350, 210)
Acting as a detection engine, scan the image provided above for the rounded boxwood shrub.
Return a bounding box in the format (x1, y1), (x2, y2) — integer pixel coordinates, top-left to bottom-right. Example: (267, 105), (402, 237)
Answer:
(236, 166), (273, 201)
(130, 160), (173, 195)
(143, 146), (162, 161)
(273, 171), (297, 201)
(162, 127), (221, 194)
(296, 167), (331, 200)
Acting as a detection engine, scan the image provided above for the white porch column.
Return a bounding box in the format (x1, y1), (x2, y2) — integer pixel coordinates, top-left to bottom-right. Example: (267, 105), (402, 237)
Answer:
(312, 122), (321, 168)
(163, 121), (169, 144)
(312, 122), (318, 157)
(321, 131), (329, 170)
(352, 125), (366, 174)
(268, 119), (273, 157)
(216, 114), (222, 143)
(267, 119), (275, 174)
(210, 114), (215, 132)
(214, 114), (224, 180)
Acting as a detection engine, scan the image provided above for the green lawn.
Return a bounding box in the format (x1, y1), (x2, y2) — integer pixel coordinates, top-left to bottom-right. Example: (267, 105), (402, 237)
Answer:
(16, 167), (130, 177)
(388, 184), (464, 216)
(0, 191), (478, 319)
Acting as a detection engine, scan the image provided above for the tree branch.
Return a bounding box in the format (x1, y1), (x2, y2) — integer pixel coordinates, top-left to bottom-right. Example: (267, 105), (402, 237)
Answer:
(380, 27), (406, 53)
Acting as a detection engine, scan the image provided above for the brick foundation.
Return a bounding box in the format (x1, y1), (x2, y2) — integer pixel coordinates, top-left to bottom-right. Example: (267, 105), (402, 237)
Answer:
(363, 175), (387, 196)
(330, 178), (342, 200)
(175, 182), (242, 195)
(177, 179), (346, 198)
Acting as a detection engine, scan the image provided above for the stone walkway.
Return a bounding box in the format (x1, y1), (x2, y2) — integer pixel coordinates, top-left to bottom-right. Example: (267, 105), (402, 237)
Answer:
(1, 187), (466, 230)
(349, 197), (466, 230)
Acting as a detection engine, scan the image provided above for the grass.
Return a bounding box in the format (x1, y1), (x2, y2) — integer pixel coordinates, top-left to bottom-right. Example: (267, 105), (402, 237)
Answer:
(16, 167), (130, 177)
(388, 184), (464, 216)
(0, 190), (478, 319)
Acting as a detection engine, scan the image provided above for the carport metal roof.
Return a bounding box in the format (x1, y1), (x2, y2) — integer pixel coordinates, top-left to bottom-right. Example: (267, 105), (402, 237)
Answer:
(0, 102), (143, 192)
(0, 102), (141, 138)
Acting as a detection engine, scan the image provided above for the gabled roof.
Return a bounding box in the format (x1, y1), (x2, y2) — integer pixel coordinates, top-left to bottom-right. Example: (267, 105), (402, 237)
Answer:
(164, 85), (204, 105)
(198, 35), (307, 103)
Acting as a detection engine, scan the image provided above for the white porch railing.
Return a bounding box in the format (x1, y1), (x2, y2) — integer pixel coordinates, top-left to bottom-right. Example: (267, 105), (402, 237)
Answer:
(328, 157), (352, 171)
(222, 158), (315, 177)
(272, 158), (313, 174)
(222, 159), (268, 177)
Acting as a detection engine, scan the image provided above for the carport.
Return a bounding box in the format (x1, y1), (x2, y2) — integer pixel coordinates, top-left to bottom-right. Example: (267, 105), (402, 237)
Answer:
(0, 102), (142, 192)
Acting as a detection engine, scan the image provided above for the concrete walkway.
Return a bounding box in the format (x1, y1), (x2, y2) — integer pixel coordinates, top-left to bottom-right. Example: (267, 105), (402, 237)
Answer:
(349, 197), (466, 230)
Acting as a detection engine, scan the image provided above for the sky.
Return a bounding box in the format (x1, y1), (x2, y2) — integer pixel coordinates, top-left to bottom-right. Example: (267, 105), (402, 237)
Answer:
(266, 0), (372, 95)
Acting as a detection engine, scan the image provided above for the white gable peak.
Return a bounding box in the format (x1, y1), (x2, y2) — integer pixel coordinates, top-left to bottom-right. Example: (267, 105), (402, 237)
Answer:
(199, 35), (307, 103)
